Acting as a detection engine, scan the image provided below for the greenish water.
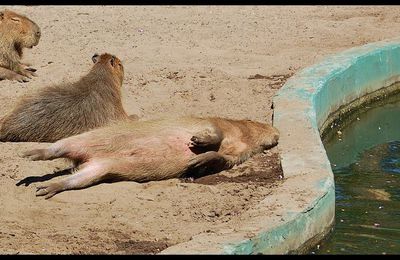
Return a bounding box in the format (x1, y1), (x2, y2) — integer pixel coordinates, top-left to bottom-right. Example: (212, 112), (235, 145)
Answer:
(314, 93), (400, 254)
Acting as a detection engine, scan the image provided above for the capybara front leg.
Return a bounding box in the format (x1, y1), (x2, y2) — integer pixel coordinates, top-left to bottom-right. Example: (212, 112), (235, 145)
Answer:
(19, 62), (36, 72)
(17, 66), (37, 78)
(189, 128), (223, 148)
(36, 161), (111, 199)
(187, 151), (236, 176)
(0, 67), (29, 82)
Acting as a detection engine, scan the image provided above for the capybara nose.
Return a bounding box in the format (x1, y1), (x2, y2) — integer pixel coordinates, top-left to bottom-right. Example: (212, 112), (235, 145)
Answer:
(36, 31), (41, 37)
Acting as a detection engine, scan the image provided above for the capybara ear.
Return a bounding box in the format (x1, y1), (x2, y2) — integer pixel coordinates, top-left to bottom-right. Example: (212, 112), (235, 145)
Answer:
(0, 11), (4, 20)
(92, 53), (99, 64)
(110, 55), (116, 67)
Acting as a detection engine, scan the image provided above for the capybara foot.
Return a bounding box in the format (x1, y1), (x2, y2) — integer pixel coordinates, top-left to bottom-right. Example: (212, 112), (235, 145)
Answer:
(20, 62), (36, 72)
(189, 135), (210, 147)
(25, 67), (37, 73)
(20, 68), (37, 78)
(22, 149), (50, 161)
(13, 73), (30, 83)
(36, 182), (64, 199)
(0, 70), (30, 82)
(189, 130), (221, 148)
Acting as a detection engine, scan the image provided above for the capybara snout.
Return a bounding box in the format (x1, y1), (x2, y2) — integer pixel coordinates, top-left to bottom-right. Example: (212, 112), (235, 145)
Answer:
(0, 10), (41, 48)
(0, 9), (41, 82)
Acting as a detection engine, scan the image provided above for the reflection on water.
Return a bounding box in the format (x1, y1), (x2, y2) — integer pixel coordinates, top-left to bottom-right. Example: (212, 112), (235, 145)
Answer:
(315, 93), (400, 254)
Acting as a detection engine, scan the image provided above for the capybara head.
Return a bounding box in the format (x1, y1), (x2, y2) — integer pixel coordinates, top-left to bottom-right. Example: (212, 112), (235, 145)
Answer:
(243, 119), (280, 149)
(92, 53), (124, 86)
(0, 10), (41, 48)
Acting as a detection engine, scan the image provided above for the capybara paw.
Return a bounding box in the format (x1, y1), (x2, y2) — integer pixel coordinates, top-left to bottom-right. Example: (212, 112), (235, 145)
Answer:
(25, 67), (37, 73)
(22, 149), (47, 161)
(11, 73), (30, 83)
(20, 68), (37, 78)
(189, 134), (211, 147)
(36, 183), (62, 199)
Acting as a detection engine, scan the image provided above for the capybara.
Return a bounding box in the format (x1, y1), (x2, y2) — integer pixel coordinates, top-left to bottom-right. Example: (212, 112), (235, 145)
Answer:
(22, 117), (280, 199)
(0, 9), (41, 82)
(0, 53), (130, 142)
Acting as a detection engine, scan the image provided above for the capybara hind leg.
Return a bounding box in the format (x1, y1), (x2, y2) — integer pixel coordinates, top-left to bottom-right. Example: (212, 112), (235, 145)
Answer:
(23, 148), (56, 161)
(189, 128), (222, 148)
(36, 161), (111, 199)
(23, 142), (68, 161)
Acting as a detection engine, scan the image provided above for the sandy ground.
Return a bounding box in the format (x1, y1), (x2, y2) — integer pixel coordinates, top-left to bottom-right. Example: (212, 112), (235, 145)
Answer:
(1, 5), (400, 254)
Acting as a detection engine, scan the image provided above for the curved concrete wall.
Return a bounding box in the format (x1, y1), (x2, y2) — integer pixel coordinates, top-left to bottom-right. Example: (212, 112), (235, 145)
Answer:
(272, 36), (400, 254)
(160, 37), (400, 254)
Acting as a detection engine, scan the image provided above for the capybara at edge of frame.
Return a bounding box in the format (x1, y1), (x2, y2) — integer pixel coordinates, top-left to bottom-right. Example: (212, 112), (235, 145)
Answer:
(0, 9), (41, 82)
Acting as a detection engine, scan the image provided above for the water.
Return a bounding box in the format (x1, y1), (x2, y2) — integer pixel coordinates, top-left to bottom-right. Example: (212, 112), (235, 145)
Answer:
(314, 93), (400, 254)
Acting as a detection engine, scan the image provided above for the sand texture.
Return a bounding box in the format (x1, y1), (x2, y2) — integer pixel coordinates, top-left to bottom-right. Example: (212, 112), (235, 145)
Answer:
(1, 5), (400, 254)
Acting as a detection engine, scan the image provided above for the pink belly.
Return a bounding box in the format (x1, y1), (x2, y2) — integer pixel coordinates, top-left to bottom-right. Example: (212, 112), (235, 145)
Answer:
(126, 130), (196, 161)
(120, 131), (197, 180)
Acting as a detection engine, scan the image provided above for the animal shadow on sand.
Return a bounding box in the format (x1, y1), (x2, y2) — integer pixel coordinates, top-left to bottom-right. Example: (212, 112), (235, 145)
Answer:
(16, 168), (72, 187)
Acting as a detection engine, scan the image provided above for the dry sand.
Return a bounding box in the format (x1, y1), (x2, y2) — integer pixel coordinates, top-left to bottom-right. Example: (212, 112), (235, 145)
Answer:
(1, 5), (400, 254)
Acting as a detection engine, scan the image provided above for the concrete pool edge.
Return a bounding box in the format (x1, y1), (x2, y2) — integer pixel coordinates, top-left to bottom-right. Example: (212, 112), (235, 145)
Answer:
(159, 37), (400, 254)
(272, 36), (400, 254)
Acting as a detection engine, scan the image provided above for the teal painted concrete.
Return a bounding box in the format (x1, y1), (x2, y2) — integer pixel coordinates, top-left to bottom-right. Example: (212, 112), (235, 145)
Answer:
(276, 40), (400, 128)
(160, 37), (400, 255)
(271, 37), (400, 254)
(222, 179), (335, 255)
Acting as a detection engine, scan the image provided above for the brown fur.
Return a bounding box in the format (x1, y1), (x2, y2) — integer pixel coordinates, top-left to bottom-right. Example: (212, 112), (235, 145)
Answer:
(22, 117), (280, 199)
(0, 9), (41, 82)
(0, 53), (129, 142)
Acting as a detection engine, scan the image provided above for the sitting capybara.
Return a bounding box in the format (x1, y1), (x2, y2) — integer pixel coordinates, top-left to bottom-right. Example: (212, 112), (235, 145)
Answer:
(0, 53), (130, 142)
(0, 9), (41, 82)
(22, 117), (280, 199)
